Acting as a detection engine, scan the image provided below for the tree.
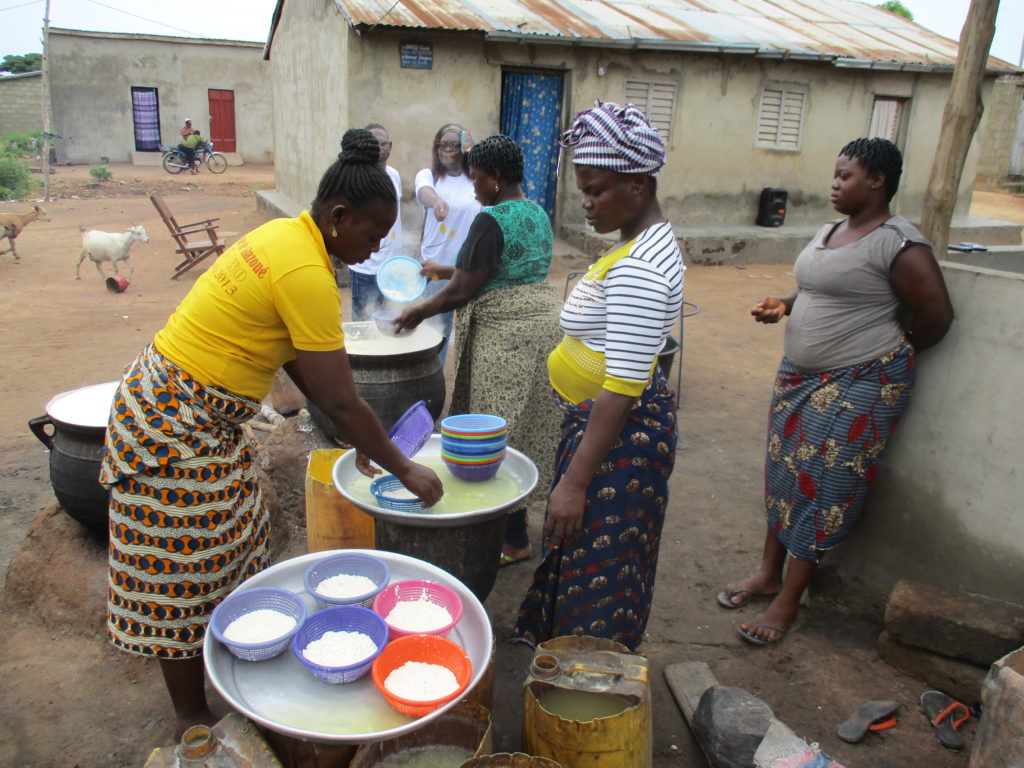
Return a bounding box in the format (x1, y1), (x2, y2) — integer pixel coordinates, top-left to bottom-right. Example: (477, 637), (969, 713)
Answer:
(0, 53), (43, 74)
(877, 1), (914, 20)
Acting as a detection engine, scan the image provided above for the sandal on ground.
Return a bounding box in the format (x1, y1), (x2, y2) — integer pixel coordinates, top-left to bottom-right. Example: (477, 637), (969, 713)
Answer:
(737, 619), (790, 647)
(499, 548), (531, 568)
(837, 699), (900, 743)
(921, 691), (970, 750)
(716, 586), (777, 610)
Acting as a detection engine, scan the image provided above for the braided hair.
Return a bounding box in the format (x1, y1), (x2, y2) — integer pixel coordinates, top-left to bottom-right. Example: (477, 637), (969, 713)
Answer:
(467, 135), (524, 184)
(430, 123), (471, 181)
(310, 128), (396, 217)
(840, 137), (903, 201)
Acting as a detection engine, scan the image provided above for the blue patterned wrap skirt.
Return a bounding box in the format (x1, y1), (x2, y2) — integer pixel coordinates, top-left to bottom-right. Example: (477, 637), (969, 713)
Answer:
(512, 368), (677, 651)
(766, 342), (915, 563)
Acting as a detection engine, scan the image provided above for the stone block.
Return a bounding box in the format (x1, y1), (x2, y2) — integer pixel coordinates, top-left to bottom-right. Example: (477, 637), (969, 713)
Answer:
(885, 580), (1024, 667)
(692, 686), (773, 768)
(970, 647), (1024, 768)
(877, 631), (987, 705)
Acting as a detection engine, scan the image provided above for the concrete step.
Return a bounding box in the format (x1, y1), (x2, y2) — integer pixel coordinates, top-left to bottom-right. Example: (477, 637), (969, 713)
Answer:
(561, 216), (1024, 266)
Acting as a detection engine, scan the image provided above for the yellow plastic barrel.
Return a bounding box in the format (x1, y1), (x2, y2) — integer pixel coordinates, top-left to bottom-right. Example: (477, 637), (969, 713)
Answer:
(305, 448), (374, 552)
(522, 636), (652, 768)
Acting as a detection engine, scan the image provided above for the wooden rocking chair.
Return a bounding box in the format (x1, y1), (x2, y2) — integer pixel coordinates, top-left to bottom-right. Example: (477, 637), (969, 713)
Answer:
(150, 193), (226, 279)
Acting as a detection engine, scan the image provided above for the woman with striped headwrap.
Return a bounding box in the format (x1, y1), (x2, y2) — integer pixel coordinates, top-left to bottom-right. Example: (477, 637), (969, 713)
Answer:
(512, 101), (684, 651)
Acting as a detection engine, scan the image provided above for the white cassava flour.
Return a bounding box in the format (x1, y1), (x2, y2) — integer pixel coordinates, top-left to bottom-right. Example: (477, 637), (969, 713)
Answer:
(302, 630), (378, 667)
(315, 573), (378, 599)
(385, 596), (452, 632)
(384, 661), (459, 701)
(223, 609), (296, 644)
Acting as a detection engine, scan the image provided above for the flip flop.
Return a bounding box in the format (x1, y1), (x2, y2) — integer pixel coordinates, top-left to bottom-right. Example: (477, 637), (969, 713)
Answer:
(837, 699), (900, 743)
(920, 691), (970, 750)
(737, 620), (788, 647)
(716, 586), (777, 609)
(499, 552), (530, 568)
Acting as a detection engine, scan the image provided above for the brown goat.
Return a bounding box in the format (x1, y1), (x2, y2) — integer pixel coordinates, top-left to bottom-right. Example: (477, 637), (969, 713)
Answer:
(0, 205), (50, 260)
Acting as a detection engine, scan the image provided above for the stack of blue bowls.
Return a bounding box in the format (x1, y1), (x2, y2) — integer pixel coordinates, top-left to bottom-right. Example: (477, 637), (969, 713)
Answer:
(439, 414), (508, 482)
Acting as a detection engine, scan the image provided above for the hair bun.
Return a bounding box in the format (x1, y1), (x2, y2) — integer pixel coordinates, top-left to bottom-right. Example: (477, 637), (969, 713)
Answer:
(338, 128), (380, 165)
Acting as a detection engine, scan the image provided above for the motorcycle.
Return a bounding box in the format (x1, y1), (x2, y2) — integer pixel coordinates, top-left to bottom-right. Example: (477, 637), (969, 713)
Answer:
(160, 140), (228, 175)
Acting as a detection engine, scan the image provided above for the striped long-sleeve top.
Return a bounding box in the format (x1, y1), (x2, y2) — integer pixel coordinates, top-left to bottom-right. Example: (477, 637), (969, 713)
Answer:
(548, 222), (684, 403)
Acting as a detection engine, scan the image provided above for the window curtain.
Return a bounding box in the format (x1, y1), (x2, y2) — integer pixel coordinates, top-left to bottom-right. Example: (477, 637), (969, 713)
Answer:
(500, 72), (563, 219)
(131, 87), (161, 152)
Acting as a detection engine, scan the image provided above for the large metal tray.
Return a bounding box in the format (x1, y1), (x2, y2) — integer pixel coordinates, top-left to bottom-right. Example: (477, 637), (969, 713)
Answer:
(204, 549), (493, 743)
(333, 434), (538, 528)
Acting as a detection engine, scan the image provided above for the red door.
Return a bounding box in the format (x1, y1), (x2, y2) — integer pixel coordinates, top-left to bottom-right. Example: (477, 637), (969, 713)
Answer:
(208, 89), (236, 152)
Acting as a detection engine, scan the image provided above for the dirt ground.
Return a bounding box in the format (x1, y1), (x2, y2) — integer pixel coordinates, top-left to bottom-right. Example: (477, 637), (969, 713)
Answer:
(1, 165), (1021, 767)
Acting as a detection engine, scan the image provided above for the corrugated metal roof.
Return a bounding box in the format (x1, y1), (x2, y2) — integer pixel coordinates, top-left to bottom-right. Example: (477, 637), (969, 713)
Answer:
(330, 0), (1017, 72)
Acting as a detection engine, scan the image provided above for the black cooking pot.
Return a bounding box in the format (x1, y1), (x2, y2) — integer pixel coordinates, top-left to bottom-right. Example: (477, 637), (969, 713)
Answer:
(28, 381), (117, 533)
(308, 324), (446, 442)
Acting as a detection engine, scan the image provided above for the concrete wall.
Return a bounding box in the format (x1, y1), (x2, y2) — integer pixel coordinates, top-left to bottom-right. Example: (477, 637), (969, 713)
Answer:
(0, 72), (43, 137)
(976, 74), (1024, 189)
(268, 2), (986, 233)
(833, 261), (1024, 603)
(47, 29), (273, 165)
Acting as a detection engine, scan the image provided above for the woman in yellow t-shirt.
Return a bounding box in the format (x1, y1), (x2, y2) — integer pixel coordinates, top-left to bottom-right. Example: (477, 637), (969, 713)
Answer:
(100, 129), (443, 737)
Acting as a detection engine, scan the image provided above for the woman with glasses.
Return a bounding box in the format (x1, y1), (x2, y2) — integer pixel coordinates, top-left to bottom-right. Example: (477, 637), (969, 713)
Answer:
(414, 123), (482, 366)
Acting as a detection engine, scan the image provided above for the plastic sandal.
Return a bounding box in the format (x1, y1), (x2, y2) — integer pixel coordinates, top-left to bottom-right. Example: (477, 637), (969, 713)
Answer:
(920, 690), (970, 750)
(837, 699), (900, 743)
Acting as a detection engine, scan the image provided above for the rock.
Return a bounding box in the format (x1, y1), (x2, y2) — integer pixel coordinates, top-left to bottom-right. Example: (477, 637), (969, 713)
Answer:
(877, 631), (986, 705)
(970, 647), (1024, 768)
(885, 580), (1024, 667)
(692, 685), (773, 768)
(3, 504), (107, 630)
(267, 369), (305, 416)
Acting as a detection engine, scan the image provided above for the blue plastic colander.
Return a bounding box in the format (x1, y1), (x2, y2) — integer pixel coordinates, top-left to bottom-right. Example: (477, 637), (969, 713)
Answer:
(376, 256), (427, 303)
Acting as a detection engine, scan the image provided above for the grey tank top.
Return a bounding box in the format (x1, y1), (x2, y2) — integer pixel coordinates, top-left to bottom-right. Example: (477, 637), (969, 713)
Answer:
(784, 215), (927, 373)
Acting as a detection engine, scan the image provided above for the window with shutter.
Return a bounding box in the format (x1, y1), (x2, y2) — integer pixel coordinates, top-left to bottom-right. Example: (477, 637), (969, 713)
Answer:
(625, 79), (678, 143)
(756, 85), (806, 151)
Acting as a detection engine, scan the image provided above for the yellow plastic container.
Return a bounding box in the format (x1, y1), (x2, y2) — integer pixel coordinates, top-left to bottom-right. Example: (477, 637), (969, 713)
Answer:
(522, 636), (651, 768)
(305, 448), (374, 552)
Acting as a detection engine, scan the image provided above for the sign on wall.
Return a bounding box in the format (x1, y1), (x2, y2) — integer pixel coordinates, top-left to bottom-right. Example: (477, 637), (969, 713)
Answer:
(400, 43), (433, 70)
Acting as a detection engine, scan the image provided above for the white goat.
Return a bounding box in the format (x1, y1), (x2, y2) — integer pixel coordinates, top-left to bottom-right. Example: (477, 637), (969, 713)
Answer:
(75, 225), (149, 280)
(0, 205), (50, 260)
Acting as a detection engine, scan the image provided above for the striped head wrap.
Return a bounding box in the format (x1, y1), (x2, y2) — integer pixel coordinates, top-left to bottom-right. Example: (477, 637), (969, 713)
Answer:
(558, 100), (665, 175)
(438, 123), (474, 153)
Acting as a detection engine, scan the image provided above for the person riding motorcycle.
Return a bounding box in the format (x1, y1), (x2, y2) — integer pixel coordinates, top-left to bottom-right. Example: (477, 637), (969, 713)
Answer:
(178, 130), (204, 174)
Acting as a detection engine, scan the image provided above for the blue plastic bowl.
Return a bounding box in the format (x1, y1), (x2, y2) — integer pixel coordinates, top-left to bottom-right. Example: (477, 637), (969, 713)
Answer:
(210, 587), (307, 662)
(440, 434), (507, 456)
(292, 605), (389, 684)
(440, 414), (508, 436)
(371, 474), (427, 512)
(304, 552), (391, 609)
(376, 256), (427, 303)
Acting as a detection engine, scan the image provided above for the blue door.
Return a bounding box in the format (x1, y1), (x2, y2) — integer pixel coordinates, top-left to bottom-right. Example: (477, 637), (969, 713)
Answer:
(500, 71), (564, 219)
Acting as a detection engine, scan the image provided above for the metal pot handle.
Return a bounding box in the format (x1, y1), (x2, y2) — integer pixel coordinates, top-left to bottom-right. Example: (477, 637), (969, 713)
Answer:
(28, 415), (55, 450)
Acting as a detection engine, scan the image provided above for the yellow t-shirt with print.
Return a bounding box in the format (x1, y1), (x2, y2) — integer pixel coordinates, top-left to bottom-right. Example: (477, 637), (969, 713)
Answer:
(548, 239), (657, 404)
(154, 211), (344, 400)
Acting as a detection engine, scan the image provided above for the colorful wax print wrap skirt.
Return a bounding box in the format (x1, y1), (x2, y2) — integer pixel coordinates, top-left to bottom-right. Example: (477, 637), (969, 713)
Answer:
(101, 344), (270, 659)
(766, 342), (915, 563)
(450, 282), (564, 507)
(512, 368), (677, 652)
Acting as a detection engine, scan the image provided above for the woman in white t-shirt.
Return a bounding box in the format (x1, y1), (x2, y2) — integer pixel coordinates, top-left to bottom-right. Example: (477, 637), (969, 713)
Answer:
(414, 123), (481, 365)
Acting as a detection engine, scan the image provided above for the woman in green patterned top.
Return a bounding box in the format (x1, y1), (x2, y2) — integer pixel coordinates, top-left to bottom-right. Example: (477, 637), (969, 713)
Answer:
(396, 135), (563, 566)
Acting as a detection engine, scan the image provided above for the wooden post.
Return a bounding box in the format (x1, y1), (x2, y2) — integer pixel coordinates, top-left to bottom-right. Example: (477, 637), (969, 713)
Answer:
(40, 0), (52, 202)
(919, 0), (1000, 257)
